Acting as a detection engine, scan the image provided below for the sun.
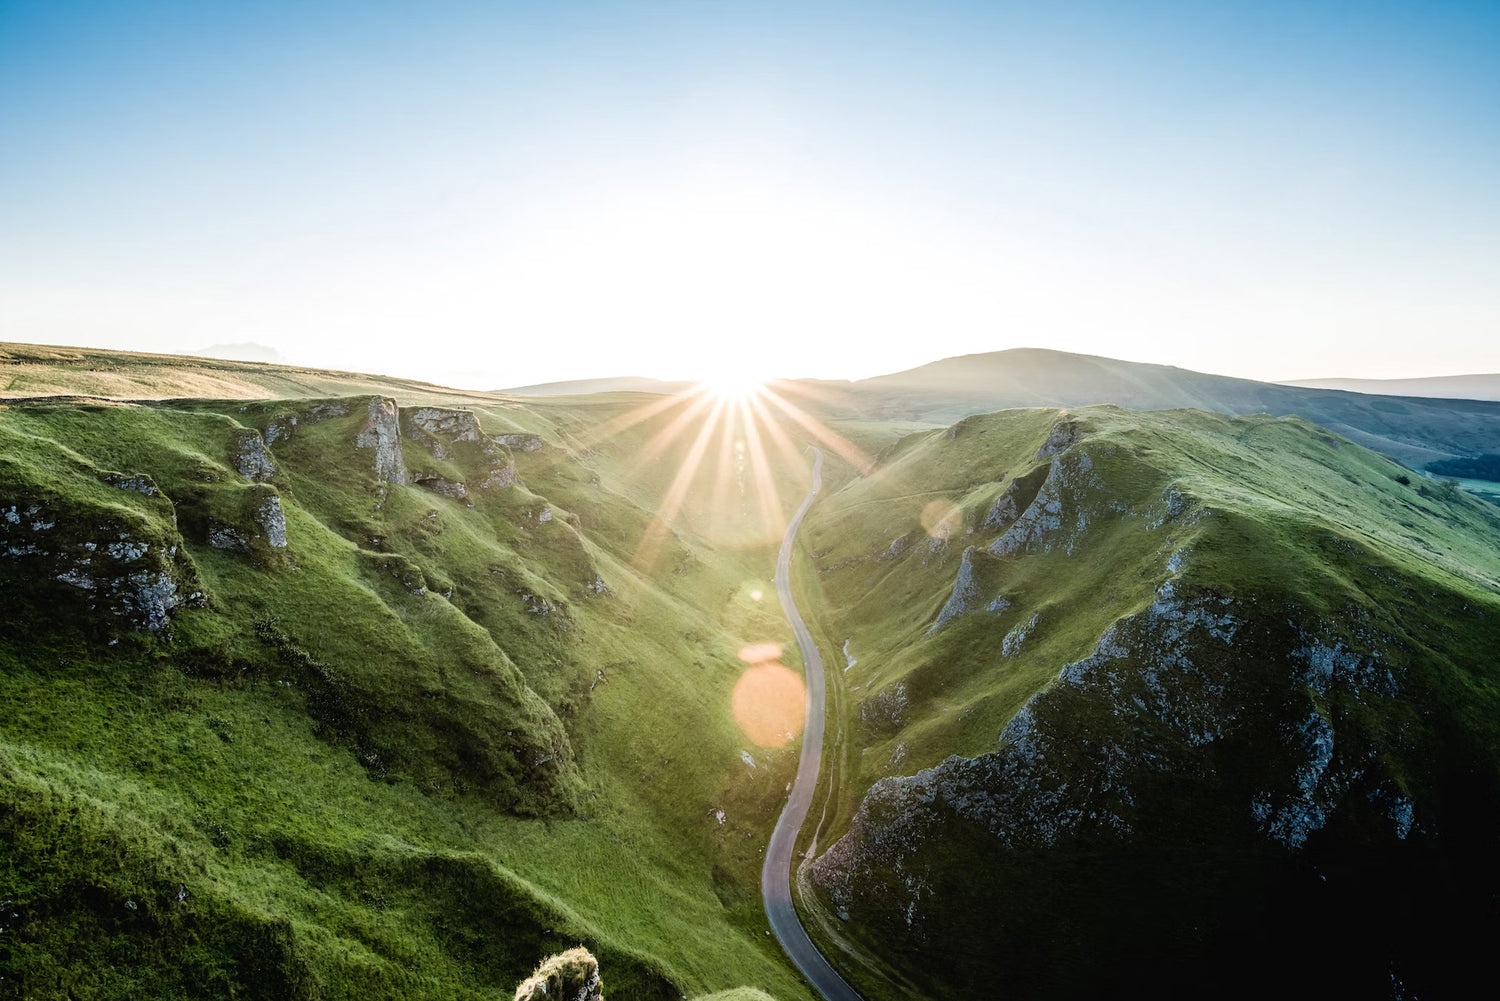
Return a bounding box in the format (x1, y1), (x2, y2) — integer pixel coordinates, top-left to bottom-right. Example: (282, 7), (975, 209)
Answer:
(696, 369), (767, 402)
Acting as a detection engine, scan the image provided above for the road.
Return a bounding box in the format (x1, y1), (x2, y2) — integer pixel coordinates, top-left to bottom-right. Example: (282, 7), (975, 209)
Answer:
(761, 447), (865, 1001)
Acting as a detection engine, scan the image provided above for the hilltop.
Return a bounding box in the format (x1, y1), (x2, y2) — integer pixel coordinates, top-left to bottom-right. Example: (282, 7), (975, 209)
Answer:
(0, 343), (508, 406)
(796, 406), (1500, 999)
(13, 341), (1500, 478)
(794, 347), (1500, 470)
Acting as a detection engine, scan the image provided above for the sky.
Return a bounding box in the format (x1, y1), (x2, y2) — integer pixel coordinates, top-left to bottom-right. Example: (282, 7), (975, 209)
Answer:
(2, 0), (1498, 389)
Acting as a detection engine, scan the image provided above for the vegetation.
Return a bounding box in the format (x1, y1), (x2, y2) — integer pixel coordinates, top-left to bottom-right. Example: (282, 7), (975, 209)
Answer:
(794, 406), (1500, 999)
(0, 390), (812, 1000)
(1428, 452), (1500, 482)
(8, 343), (1500, 1001)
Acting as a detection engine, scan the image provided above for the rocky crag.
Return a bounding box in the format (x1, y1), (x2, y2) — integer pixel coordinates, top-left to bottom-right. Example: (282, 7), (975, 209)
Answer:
(803, 406), (1500, 1000)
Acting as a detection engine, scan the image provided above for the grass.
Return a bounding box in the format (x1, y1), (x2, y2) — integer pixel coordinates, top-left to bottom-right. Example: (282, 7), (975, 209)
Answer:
(11, 359), (1500, 1000)
(0, 390), (820, 1000)
(791, 405), (1500, 1000)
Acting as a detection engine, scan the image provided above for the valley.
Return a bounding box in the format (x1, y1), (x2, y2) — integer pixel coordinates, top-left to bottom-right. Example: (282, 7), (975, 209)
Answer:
(3, 346), (1500, 1000)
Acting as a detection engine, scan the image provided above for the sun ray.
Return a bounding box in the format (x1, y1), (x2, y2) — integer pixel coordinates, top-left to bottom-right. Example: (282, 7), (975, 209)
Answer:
(707, 399), (741, 542)
(737, 397), (789, 545)
(631, 397), (728, 570)
(574, 386), (707, 454)
(758, 384), (872, 472)
(745, 391), (812, 475)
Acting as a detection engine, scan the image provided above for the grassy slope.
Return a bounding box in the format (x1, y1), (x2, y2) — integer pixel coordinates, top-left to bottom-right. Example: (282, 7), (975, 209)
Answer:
(795, 406), (1500, 999)
(0, 342), (511, 405)
(0, 388), (817, 1000)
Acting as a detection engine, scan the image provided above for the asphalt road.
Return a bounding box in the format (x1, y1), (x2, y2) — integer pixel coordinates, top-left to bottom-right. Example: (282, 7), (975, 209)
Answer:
(761, 447), (865, 1001)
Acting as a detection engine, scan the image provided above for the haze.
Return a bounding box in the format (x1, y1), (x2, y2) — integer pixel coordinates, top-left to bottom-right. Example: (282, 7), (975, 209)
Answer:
(2, 0), (1498, 389)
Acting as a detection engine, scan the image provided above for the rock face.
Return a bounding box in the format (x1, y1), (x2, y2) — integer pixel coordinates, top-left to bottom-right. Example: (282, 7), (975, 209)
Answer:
(480, 460), (518, 490)
(513, 947), (602, 1001)
(355, 398), (408, 484)
(494, 432), (544, 453)
(204, 488), (288, 552)
(404, 407), (482, 460)
(1, 499), (201, 631)
(414, 474), (468, 500)
(257, 495), (288, 548)
(808, 567), (1450, 992)
(400, 405), (527, 493)
(232, 429), (276, 482)
(930, 546), (983, 633)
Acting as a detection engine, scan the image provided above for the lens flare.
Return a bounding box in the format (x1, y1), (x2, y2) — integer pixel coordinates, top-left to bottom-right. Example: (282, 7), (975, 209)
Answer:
(738, 641), (783, 664)
(921, 498), (962, 539)
(731, 662), (806, 748)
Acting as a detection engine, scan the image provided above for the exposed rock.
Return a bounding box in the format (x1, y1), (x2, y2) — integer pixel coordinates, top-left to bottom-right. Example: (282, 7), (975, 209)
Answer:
(584, 575), (613, 597)
(208, 526), (249, 551)
(257, 495), (288, 548)
(1036, 417), (1079, 458)
(231, 428), (276, 482)
(494, 432), (544, 453)
(520, 591), (557, 615)
(988, 453), (1099, 557)
(403, 407), (482, 460)
(1149, 487), (1193, 529)
(983, 486), (1021, 530)
(266, 401), (348, 444)
(355, 398), (407, 484)
(877, 534), (911, 561)
(2, 501), (198, 631)
(411, 407), (483, 444)
(480, 460), (518, 490)
(538, 507), (553, 524)
(103, 472), (158, 496)
(811, 587), (1417, 933)
(1294, 634), (1398, 698)
(859, 681), (909, 734)
(513, 947), (602, 1001)
(931, 546), (982, 633)
(1001, 612), (1039, 657)
(414, 474), (469, 500)
(1251, 710), (1336, 849)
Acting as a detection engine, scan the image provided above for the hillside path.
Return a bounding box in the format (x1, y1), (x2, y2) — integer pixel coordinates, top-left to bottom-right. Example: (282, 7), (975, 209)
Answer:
(761, 447), (864, 1001)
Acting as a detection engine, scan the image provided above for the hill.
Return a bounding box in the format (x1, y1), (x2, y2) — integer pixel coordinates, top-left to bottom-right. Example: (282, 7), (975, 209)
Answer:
(0, 342), (509, 405)
(0, 389), (813, 1000)
(792, 348), (1500, 469)
(1283, 373), (1500, 401)
(11, 340), (1500, 476)
(795, 406), (1500, 999)
(498, 376), (697, 396)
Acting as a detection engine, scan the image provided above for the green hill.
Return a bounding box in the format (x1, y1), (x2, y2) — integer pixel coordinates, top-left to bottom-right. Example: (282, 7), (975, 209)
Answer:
(7, 348), (1500, 1001)
(796, 405), (1500, 999)
(0, 391), (808, 1001)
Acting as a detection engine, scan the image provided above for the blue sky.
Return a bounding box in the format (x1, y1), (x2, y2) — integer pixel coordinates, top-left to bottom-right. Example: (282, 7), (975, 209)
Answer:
(2, 1), (1497, 387)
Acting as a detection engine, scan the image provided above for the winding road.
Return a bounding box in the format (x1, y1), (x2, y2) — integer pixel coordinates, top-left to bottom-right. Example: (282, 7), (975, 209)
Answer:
(761, 447), (864, 1001)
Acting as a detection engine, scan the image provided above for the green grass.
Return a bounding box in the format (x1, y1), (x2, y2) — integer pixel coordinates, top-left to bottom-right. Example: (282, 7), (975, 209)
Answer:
(792, 405), (1500, 1000)
(0, 392), (816, 1000)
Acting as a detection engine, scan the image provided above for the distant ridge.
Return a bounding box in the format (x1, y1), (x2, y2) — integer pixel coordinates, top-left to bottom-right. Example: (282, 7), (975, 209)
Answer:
(498, 376), (696, 396)
(1282, 374), (1500, 402)
(9, 340), (1500, 471)
(794, 347), (1500, 469)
